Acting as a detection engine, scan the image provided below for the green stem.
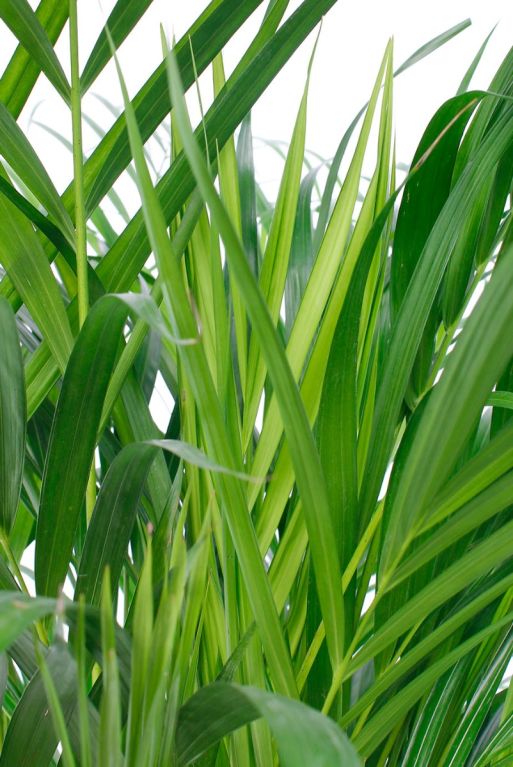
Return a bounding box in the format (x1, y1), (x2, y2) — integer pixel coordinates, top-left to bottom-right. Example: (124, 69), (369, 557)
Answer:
(70, 0), (96, 520)
(69, 0), (88, 328)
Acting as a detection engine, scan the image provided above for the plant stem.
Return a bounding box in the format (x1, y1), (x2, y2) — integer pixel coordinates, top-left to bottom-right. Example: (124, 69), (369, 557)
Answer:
(69, 0), (88, 328)
(70, 0), (96, 520)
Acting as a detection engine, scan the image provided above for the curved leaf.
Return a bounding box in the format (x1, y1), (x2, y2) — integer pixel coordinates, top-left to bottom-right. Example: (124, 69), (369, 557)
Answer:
(0, 102), (74, 242)
(0, 0), (70, 102)
(0, 0), (68, 117)
(35, 296), (128, 597)
(75, 437), (258, 607)
(0, 643), (76, 767)
(175, 682), (362, 766)
(0, 181), (74, 373)
(0, 593), (54, 652)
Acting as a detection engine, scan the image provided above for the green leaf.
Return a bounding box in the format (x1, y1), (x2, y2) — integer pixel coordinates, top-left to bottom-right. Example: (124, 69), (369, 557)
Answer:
(350, 517), (513, 680)
(34, 282), (206, 599)
(360, 98), (513, 542)
(457, 25), (496, 95)
(246, 41), (391, 537)
(81, 0), (155, 93)
(390, 91), (481, 318)
(0, 643), (77, 767)
(99, 570), (123, 767)
(441, 629), (513, 766)
(37, 643), (78, 767)
(0, 174), (75, 262)
(394, 19), (471, 76)
(284, 165), (317, 332)
(175, 682), (362, 766)
(488, 391), (513, 410)
(233, 73), (388, 653)
(340, 571), (513, 732)
(472, 710), (513, 766)
(146, 440), (264, 482)
(74, 443), (156, 607)
(0, 103), (74, 242)
(0, 183), (74, 374)
(243, 60), (310, 447)
(236, 114), (258, 277)
(381, 243), (513, 576)
(35, 296), (129, 597)
(427, 418), (513, 529)
(314, 19), (471, 251)
(0, 593), (54, 652)
(75, 437), (257, 607)
(0, 0), (68, 117)
(441, 171), (490, 328)
(353, 613), (513, 756)
(82, 0), (265, 217)
(0, 297), (25, 532)
(96, 0), (338, 290)
(0, 0), (70, 102)
(401, 663), (469, 766)
(125, 544), (153, 766)
(23, 0), (339, 418)
(391, 469), (513, 587)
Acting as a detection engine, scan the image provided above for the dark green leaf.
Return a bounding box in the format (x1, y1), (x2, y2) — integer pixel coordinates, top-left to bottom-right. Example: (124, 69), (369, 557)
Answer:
(0, 0), (70, 102)
(175, 682), (362, 766)
(35, 297), (129, 597)
(0, 297), (25, 532)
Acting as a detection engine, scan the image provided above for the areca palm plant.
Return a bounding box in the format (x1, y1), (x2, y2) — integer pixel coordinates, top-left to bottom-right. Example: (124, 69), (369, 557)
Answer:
(0, 0), (513, 764)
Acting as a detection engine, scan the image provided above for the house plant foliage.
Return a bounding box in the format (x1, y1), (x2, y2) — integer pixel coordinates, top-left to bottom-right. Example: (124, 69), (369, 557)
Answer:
(0, 0), (512, 764)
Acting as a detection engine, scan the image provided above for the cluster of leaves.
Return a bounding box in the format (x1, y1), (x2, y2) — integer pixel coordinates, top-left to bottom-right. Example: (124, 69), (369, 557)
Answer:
(0, 0), (513, 764)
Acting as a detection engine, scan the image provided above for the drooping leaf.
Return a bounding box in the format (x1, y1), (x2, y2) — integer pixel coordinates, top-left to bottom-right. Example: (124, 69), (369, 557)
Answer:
(0, 0), (70, 102)
(0, 0), (68, 117)
(0, 102), (74, 242)
(75, 438), (259, 606)
(0, 182), (74, 374)
(175, 682), (362, 766)
(0, 593), (54, 653)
